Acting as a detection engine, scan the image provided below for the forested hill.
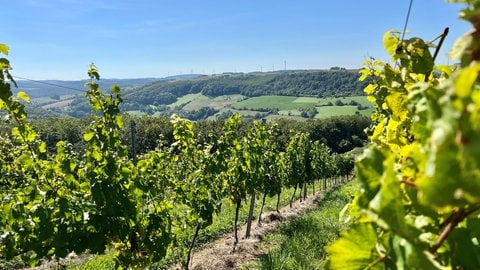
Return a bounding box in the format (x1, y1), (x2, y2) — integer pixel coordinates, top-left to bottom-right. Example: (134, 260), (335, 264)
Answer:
(122, 69), (367, 106)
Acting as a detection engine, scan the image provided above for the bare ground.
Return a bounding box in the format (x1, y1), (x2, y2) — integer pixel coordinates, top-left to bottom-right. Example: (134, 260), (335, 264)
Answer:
(176, 188), (333, 270)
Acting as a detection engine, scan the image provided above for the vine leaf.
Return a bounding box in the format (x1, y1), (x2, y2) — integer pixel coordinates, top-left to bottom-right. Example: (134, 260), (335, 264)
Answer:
(0, 43), (8, 55)
(326, 222), (383, 270)
(17, 91), (30, 102)
(383, 31), (400, 55)
(389, 235), (444, 270)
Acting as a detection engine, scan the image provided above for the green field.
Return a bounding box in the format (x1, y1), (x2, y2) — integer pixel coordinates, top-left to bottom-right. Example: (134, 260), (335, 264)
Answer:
(32, 94), (77, 106)
(168, 93), (203, 108)
(232, 96), (316, 111)
(128, 94), (373, 119)
(315, 106), (371, 118)
(231, 95), (372, 118)
(233, 95), (369, 110)
(183, 94), (245, 111)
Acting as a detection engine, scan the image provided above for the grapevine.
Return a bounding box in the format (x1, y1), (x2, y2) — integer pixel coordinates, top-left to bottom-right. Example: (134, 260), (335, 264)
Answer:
(0, 41), (355, 269)
(327, 1), (480, 269)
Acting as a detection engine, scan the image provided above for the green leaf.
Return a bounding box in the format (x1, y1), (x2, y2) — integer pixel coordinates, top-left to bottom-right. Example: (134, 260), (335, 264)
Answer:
(83, 131), (95, 142)
(407, 38), (434, 75)
(385, 90), (409, 120)
(448, 228), (480, 268)
(0, 43), (9, 55)
(326, 222), (383, 270)
(38, 141), (47, 153)
(454, 63), (480, 98)
(383, 31), (400, 55)
(17, 91), (30, 103)
(356, 147), (384, 201)
(389, 235), (445, 270)
(368, 155), (409, 237)
(417, 119), (463, 210)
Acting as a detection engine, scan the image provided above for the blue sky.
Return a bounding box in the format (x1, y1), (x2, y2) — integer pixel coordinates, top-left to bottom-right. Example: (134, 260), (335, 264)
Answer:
(3, 0), (471, 80)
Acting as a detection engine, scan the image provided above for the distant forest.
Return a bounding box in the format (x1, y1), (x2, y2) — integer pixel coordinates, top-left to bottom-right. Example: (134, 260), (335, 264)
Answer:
(0, 114), (370, 156)
(26, 69), (369, 119)
(122, 69), (367, 107)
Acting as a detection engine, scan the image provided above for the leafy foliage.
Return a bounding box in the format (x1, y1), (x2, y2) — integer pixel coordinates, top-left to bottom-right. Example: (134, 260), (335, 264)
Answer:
(0, 42), (356, 269)
(327, 1), (480, 269)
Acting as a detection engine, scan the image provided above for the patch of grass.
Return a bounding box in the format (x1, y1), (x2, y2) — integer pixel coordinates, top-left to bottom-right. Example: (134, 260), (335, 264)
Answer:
(212, 94), (246, 102)
(315, 105), (359, 118)
(180, 94), (211, 110)
(233, 96), (315, 111)
(0, 256), (28, 269)
(172, 94), (246, 111)
(292, 97), (319, 103)
(234, 96), (371, 119)
(245, 179), (359, 270)
(277, 109), (302, 116)
(168, 93), (203, 108)
(68, 253), (115, 270)
(317, 96), (370, 107)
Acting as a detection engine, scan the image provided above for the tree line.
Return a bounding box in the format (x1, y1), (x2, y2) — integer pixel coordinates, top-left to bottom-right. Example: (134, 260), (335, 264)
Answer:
(0, 113), (370, 156)
(61, 69), (368, 118)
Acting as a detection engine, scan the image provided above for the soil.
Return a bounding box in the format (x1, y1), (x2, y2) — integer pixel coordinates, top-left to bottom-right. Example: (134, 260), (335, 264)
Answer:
(174, 190), (329, 270)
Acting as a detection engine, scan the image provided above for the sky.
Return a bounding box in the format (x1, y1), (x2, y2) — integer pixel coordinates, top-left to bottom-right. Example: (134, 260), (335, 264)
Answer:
(2, 0), (472, 80)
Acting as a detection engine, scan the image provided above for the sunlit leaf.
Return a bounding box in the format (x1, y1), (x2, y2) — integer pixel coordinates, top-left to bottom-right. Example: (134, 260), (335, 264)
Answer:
(383, 31), (399, 55)
(326, 222), (383, 270)
(454, 63), (480, 98)
(0, 43), (9, 55)
(17, 91), (30, 103)
(83, 131), (95, 142)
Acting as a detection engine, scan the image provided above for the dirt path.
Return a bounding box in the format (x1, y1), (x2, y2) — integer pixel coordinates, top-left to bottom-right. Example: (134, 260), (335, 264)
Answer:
(177, 189), (332, 270)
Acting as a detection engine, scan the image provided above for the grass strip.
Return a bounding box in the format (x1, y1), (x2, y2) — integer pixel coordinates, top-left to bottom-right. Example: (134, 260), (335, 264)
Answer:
(244, 179), (358, 269)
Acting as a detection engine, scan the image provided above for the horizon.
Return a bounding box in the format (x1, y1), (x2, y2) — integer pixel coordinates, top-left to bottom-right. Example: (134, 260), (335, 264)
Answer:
(13, 67), (364, 82)
(4, 0), (471, 80)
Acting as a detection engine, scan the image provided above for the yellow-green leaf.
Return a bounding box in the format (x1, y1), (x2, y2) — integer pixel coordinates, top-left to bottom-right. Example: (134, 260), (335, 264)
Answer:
(383, 31), (400, 55)
(385, 90), (409, 120)
(326, 222), (383, 270)
(454, 63), (480, 98)
(0, 43), (9, 55)
(38, 142), (47, 153)
(17, 91), (30, 103)
(83, 131), (95, 142)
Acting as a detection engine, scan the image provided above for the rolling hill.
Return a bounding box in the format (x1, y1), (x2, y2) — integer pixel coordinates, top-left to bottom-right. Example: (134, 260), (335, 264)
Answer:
(14, 69), (371, 120)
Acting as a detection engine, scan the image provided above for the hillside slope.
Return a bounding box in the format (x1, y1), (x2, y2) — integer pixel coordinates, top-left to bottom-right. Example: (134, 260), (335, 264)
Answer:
(122, 69), (366, 108)
(25, 69), (369, 120)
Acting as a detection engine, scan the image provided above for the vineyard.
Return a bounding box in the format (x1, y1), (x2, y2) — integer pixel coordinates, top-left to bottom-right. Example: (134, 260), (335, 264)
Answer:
(3, 0), (480, 269)
(0, 53), (353, 268)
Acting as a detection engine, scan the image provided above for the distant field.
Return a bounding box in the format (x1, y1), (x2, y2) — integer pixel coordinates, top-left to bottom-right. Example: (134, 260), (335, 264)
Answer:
(315, 106), (358, 118)
(292, 97), (319, 103)
(318, 96), (371, 107)
(32, 94), (77, 106)
(233, 95), (369, 109)
(41, 99), (74, 109)
(232, 96), (316, 111)
(110, 94), (373, 120)
(182, 94), (245, 111)
(168, 93), (203, 108)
